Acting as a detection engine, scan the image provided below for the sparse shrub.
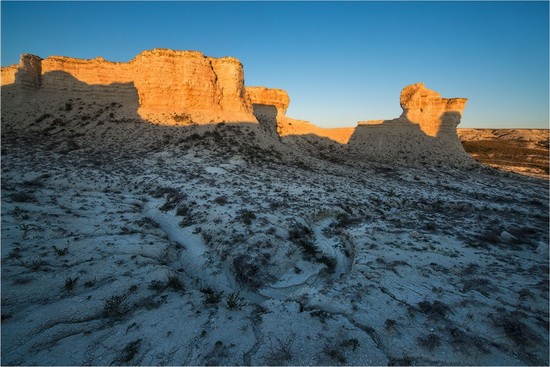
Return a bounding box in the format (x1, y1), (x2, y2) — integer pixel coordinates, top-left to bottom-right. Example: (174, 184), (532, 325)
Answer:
(62, 102), (73, 111)
(297, 238), (319, 259)
(461, 263), (479, 276)
(478, 228), (500, 244)
(134, 296), (163, 310)
(84, 278), (97, 288)
(448, 327), (490, 354)
(176, 204), (190, 216)
(202, 288), (223, 306)
(417, 334), (441, 351)
(7, 247), (22, 262)
(113, 338), (142, 364)
(35, 113), (53, 123)
(148, 279), (166, 292)
(152, 187), (186, 212)
(19, 224), (31, 235)
(318, 255), (337, 274)
(103, 293), (129, 318)
(309, 309), (331, 323)
(417, 300), (449, 320)
(493, 313), (542, 347)
(232, 255), (264, 289)
(425, 222), (437, 231)
(11, 192), (36, 203)
(340, 338), (360, 351)
(325, 347), (347, 364)
(335, 212), (358, 228)
(288, 224), (313, 241)
(64, 276), (79, 291)
(388, 356), (414, 366)
(265, 335), (294, 365)
(52, 245), (69, 256)
(225, 292), (245, 310)
(214, 196), (228, 205)
(128, 284), (139, 293)
(518, 288), (534, 301)
(27, 258), (43, 271)
(239, 209), (256, 225)
(157, 245), (174, 265)
(167, 274), (185, 292)
(23, 174), (49, 187)
(461, 278), (495, 296)
(384, 319), (397, 331)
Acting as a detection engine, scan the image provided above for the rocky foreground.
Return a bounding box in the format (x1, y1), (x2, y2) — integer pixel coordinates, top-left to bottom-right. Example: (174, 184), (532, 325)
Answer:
(1, 120), (549, 365)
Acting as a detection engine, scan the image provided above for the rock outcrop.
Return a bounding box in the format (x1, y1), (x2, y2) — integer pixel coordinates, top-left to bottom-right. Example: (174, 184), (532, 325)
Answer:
(1, 49), (256, 124)
(347, 83), (473, 165)
(246, 86), (290, 134)
(1, 48), (474, 166)
(246, 87), (290, 117)
(399, 83), (468, 137)
(247, 86), (354, 144)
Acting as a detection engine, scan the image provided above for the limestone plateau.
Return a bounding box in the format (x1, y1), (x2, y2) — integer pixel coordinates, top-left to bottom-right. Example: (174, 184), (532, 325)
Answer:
(1, 48), (474, 166)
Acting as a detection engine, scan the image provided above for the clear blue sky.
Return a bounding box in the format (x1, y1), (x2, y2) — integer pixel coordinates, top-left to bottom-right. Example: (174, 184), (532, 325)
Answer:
(2, 1), (548, 128)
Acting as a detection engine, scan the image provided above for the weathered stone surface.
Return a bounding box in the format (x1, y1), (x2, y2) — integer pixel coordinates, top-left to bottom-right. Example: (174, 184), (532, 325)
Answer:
(247, 86), (290, 116)
(1, 49), (257, 124)
(1, 49), (474, 166)
(399, 82), (467, 137)
(346, 83), (473, 166)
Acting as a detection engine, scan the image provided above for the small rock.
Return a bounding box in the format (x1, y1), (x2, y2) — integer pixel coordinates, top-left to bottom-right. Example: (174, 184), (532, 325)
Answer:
(500, 231), (517, 242)
(410, 231), (421, 238)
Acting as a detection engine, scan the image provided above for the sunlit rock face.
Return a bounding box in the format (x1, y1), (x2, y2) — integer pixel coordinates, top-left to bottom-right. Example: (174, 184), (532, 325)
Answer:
(247, 86), (290, 134)
(246, 86), (290, 117)
(1, 49), (257, 124)
(399, 82), (468, 138)
(347, 83), (474, 166)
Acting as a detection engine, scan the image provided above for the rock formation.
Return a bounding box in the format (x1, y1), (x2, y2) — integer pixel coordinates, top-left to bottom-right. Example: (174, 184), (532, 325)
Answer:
(1, 48), (474, 166)
(246, 86), (290, 117)
(1, 49), (256, 124)
(346, 83), (473, 165)
(399, 82), (468, 137)
(246, 86), (290, 134)
(247, 86), (355, 144)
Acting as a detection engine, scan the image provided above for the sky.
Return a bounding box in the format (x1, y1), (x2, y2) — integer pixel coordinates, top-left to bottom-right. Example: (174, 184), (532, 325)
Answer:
(1, 1), (549, 129)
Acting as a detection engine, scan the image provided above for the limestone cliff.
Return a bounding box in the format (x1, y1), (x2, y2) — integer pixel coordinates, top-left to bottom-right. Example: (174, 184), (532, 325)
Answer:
(346, 83), (473, 165)
(399, 82), (467, 137)
(246, 87), (290, 117)
(1, 49), (257, 124)
(1, 49), (474, 166)
(246, 86), (290, 135)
